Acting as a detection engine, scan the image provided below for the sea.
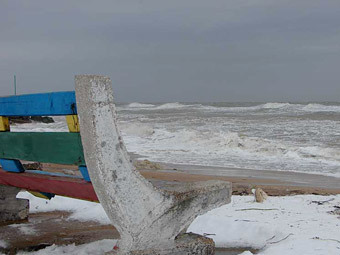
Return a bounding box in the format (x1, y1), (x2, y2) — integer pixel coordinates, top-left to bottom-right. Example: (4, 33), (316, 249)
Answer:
(13, 102), (340, 178)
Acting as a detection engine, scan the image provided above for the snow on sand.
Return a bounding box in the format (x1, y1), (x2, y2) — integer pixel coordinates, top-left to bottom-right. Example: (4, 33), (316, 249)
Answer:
(7, 192), (340, 255)
(17, 239), (117, 255)
(188, 195), (340, 254)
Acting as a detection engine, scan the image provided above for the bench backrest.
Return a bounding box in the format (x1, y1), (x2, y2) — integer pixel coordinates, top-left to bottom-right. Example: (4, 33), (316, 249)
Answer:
(0, 91), (93, 199)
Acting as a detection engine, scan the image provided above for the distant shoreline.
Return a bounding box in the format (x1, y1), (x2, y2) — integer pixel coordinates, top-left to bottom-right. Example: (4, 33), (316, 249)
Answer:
(131, 152), (340, 195)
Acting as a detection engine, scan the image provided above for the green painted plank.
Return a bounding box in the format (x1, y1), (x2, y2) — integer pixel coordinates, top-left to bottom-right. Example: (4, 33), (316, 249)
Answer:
(0, 132), (85, 165)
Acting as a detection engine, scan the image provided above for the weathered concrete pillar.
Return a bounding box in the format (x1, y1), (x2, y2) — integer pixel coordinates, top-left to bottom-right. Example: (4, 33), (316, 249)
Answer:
(0, 185), (29, 224)
(75, 75), (231, 254)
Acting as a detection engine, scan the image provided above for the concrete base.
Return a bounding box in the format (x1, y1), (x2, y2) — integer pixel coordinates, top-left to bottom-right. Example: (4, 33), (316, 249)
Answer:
(110, 233), (215, 255)
(0, 185), (29, 225)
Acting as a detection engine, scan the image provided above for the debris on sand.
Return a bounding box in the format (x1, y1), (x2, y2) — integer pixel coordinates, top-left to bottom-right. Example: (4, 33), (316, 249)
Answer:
(134, 160), (163, 170)
(254, 188), (268, 203)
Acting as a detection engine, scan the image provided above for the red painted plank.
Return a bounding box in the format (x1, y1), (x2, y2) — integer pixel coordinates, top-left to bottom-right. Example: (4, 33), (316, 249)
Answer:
(0, 169), (98, 202)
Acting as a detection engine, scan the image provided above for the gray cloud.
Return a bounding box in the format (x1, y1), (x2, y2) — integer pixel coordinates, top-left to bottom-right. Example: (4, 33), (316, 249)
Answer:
(1, 0), (340, 102)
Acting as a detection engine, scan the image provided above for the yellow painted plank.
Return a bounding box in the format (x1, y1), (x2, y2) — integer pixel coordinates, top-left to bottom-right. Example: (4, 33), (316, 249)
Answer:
(66, 115), (80, 132)
(0, 116), (10, 131)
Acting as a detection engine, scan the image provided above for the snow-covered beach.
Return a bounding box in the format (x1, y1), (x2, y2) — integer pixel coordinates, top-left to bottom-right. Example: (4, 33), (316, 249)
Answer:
(1, 192), (339, 255)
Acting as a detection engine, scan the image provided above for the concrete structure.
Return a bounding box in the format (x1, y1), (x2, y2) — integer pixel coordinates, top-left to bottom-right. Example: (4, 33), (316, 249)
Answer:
(0, 185), (29, 224)
(75, 75), (231, 254)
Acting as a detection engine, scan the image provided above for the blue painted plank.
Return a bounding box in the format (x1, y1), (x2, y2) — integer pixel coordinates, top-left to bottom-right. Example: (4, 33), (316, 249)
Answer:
(79, 166), (91, 182)
(0, 91), (77, 116)
(0, 159), (25, 173)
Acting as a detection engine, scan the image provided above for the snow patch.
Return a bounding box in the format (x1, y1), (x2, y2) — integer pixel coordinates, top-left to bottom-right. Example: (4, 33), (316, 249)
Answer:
(0, 240), (7, 248)
(16, 192), (111, 225)
(17, 239), (117, 255)
(188, 195), (340, 254)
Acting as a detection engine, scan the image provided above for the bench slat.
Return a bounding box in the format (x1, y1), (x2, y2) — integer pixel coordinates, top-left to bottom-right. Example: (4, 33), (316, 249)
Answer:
(0, 116), (10, 131)
(0, 91), (76, 116)
(66, 115), (80, 132)
(0, 159), (25, 172)
(0, 169), (98, 201)
(0, 132), (85, 165)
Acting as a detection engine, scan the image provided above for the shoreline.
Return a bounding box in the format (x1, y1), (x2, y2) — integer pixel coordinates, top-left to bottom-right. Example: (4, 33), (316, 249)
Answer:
(139, 161), (340, 196)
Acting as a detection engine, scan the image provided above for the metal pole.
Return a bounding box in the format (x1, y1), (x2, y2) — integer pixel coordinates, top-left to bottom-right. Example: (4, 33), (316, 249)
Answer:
(14, 75), (17, 95)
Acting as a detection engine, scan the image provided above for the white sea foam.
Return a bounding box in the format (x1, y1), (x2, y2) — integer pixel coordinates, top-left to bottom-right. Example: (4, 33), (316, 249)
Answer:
(127, 102), (155, 108)
(155, 102), (194, 110)
(122, 102), (340, 113)
(202, 102), (302, 113)
(192, 103), (294, 113)
(302, 103), (340, 112)
(197, 102), (339, 113)
(165, 129), (339, 163)
(123, 126), (340, 176)
(122, 102), (197, 111)
(261, 102), (292, 109)
(198, 105), (262, 112)
(11, 116), (68, 132)
(119, 123), (155, 137)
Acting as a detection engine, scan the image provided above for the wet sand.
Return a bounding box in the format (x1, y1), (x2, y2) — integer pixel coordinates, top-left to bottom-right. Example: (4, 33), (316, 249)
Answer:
(141, 163), (340, 196)
(0, 211), (118, 255)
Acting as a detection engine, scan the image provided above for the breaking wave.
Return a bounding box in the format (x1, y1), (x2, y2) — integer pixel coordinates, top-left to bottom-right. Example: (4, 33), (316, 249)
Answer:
(302, 103), (340, 112)
(122, 102), (340, 113)
(119, 122), (155, 137)
(155, 102), (189, 109)
(151, 129), (340, 163)
(123, 102), (196, 110)
(127, 102), (155, 108)
(199, 102), (340, 113)
(123, 126), (340, 175)
(198, 103), (293, 112)
(261, 103), (291, 109)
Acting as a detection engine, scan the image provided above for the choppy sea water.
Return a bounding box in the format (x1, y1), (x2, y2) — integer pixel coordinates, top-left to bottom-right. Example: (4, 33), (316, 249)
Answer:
(12, 102), (340, 177)
(117, 102), (340, 177)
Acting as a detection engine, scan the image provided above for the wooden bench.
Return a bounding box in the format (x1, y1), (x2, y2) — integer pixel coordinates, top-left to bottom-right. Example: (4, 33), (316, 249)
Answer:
(0, 91), (97, 204)
(0, 75), (232, 254)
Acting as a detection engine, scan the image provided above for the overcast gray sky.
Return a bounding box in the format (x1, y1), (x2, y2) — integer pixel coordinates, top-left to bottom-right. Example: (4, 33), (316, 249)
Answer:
(1, 1), (340, 102)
